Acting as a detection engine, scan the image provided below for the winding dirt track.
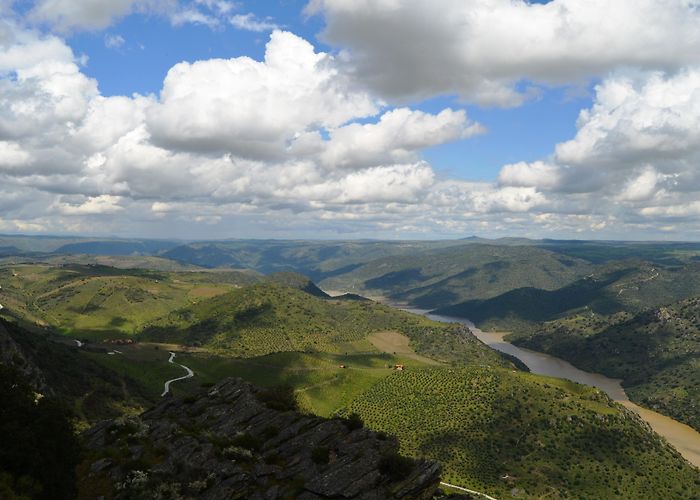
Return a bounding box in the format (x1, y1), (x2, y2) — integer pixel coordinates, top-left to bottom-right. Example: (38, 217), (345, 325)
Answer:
(161, 351), (194, 397)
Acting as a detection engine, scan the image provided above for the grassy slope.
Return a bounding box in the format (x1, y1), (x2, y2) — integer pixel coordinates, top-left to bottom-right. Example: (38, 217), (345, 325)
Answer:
(348, 366), (700, 499)
(173, 350), (435, 417)
(0, 263), (257, 341)
(508, 297), (700, 431)
(65, 278), (509, 417)
(135, 282), (699, 497)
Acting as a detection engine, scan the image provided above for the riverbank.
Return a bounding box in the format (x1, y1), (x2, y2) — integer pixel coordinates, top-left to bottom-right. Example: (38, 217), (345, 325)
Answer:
(421, 310), (700, 468)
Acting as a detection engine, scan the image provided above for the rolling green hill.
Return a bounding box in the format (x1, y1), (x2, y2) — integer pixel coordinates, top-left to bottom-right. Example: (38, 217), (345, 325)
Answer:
(74, 276), (699, 498)
(434, 261), (700, 331)
(0, 263), (257, 340)
(539, 240), (700, 265)
(39, 253), (206, 272)
(141, 281), (504, 366)
(508, 297), (700, 431)
(2, 251), (699, 499)
(161, 238), (469, 280)
(320, 244), (593, 307)
(0, 234), (182, 255)
(158, 239), (700, 311)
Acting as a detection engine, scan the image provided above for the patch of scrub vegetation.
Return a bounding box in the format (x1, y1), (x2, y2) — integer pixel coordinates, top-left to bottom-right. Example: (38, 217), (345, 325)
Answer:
(141, 282), (508, 366)
(509, 296), (700, 431)
(346, 366), (700, 499)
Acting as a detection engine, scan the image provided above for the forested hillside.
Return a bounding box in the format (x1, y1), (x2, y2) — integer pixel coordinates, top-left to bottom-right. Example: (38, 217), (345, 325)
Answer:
(508, 296), (700, 431)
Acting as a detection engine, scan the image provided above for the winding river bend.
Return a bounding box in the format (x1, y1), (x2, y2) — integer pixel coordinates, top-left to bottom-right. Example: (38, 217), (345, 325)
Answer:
(404, 308), (700, 468)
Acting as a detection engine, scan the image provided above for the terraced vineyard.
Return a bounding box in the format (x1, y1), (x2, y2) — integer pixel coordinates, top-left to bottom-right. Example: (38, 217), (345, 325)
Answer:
(347, 367), (700, 499)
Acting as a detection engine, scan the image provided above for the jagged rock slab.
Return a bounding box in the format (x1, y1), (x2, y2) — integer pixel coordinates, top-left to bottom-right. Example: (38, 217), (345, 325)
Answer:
(80, 377), (442, 499)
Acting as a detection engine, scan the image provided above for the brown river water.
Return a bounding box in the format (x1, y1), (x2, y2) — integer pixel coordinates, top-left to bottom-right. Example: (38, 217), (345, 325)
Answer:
(403, 308), (700, 468)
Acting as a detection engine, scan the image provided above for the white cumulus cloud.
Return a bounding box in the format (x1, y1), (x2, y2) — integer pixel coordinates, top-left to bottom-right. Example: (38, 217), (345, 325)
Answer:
(54, 194), (125, 215)
(315, 108), (483, 169)
(306, 0), (700, 105)
(146, 31), (378, 158)
(2, 13), (700, 240)
(498, 161), (561, 190)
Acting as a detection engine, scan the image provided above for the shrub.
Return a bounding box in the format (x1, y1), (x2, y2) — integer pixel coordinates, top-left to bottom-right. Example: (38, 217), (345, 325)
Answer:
(256, 385), (298, 412)
(311, 446), (330, 465)
(378, 452), (414, 481)
(261, 425), (279, 440)
(230, 433), (261, 451)
(341, 412), (364, 431)
(0, 365), (80, 500)
(222, 446), (253, 460)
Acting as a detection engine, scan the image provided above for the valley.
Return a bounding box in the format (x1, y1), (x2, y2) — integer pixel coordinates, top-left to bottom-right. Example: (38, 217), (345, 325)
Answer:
(4, 4), (700, 498)
(0, 238), (699, 499)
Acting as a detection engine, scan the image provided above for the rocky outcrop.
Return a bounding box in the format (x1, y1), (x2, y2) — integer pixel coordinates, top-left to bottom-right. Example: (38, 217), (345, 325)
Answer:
(80, 378), (443, 499)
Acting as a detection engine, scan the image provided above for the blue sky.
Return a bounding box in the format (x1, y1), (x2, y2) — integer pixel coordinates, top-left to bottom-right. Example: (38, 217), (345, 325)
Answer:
(1, 0), (699, 240)
(64, 0), (590, 182)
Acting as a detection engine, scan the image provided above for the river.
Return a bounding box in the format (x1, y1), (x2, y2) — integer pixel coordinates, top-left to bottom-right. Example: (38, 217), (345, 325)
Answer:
(403, 308), (700, 468)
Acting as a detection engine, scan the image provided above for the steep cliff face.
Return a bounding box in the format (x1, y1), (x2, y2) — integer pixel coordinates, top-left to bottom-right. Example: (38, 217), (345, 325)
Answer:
(80, 378), (444, 499)
(0, 319), (51, 394)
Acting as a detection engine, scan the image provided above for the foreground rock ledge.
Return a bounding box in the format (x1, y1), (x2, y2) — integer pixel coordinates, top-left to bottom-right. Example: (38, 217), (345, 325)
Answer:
(80, 377), (444, 499)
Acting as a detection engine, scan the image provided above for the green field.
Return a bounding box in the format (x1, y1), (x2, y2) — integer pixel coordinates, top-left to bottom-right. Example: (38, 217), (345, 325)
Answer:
(175, 350), (433, 416)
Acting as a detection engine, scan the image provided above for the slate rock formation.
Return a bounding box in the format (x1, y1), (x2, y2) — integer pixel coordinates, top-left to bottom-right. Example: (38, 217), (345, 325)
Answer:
(80, 377), (444, 499)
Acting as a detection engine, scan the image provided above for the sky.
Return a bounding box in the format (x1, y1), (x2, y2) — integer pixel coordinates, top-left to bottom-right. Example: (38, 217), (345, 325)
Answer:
(1, 1), (700, 241)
